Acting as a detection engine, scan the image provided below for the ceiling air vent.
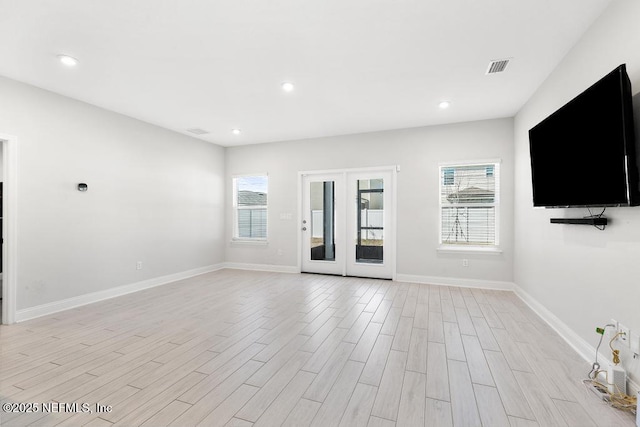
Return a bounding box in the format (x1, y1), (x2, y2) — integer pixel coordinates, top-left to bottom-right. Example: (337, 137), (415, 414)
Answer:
(186, 128), (209, 135)
(486, 58), (511, 75)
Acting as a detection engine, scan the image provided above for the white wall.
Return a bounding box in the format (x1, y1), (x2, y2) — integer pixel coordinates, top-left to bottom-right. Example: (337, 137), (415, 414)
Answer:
(514, 0), (640, 385)
(0, 76), (225, 311)
(225, 118), (514, 285)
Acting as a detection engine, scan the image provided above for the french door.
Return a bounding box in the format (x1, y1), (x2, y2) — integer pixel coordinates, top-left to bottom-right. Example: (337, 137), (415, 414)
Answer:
(301, 168), (394, 279)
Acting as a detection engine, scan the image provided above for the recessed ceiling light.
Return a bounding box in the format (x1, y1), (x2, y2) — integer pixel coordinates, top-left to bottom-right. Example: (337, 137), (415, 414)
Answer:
(231, 128), (241, 135)
(438, 101), (451, 109)
(57, 54), (79, 67)
(281, 82), (295, 92)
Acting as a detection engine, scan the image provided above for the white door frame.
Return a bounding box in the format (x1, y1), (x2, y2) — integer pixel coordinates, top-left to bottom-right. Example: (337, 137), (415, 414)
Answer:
(1, 133), (18, 325)
(298, 165), (398, 280)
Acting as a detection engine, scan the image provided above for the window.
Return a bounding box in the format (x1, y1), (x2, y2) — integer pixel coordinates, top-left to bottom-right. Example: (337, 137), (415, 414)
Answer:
(233, 175), (268, 240)
(439, 162), (499, 247)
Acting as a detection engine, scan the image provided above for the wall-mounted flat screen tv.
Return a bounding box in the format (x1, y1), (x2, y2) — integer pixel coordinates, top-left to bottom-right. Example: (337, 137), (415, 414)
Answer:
(528, 64), (639, 208)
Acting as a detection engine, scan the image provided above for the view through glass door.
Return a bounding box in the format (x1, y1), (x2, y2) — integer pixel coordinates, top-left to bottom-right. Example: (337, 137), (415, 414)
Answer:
(302, 173), (344, 275)
(301, 169), (394, 279)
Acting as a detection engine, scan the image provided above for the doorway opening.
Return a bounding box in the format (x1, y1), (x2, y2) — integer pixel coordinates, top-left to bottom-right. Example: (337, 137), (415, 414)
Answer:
(1, 133), (17, 325)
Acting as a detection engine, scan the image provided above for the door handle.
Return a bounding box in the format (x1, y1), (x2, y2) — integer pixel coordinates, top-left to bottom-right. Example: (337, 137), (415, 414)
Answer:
(302, 227), (307, 231)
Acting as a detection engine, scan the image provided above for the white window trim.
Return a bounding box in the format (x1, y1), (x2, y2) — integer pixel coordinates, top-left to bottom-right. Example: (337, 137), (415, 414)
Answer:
(436, 245), (503, 254)
(438, 160), (501, 252)
(438, 158), (502, 167)
(230, 238), (269, 246)
(232, 174), (269, 242)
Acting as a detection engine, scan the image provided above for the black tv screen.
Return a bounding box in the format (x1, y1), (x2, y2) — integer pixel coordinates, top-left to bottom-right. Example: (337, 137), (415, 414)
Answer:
(528, 64), (639, 208)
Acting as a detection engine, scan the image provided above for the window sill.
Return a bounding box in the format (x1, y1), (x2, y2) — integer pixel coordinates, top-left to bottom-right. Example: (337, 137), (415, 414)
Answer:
(437, 245), (502, 254)
(231, 239), (269, 246)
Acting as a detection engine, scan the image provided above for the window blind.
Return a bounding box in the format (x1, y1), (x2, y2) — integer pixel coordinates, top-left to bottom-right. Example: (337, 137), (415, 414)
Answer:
(234, 176), (268, 239)
(237, 208), (267, 238)
(440, 163), (499, 246)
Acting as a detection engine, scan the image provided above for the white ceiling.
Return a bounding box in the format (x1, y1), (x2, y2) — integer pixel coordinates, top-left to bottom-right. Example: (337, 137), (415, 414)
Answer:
(0, 0), (612, 147)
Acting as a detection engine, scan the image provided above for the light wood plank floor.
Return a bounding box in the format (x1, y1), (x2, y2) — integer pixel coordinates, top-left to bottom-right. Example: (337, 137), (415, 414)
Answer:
(0, 270), (635, 427)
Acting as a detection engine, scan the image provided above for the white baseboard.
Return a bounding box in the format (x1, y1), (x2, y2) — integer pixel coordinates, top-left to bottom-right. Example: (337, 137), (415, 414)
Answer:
(396, 273), (514, 291)
(15, 261), (638, 395)
(15, 263), (225, 322)
(223, 262), (299, 274)
(513, 283), (640, 396)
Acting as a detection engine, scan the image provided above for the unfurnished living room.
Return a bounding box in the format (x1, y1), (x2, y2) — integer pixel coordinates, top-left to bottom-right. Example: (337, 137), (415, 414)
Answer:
(1, 1), (640, 426)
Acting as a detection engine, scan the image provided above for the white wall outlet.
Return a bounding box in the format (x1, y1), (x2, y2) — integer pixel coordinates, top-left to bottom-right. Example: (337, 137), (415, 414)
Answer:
(136, 261), (143, 270)
(609, 319), (619, 341)
(630, 332), (640, 356)
(462, 259), (469, 267)
(618, 323), (630, 347)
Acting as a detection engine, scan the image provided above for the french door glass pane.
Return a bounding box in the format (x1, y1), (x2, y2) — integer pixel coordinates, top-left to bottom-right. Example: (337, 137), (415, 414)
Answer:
(357, 179), (384, 263)
(310, 181), (335, 261)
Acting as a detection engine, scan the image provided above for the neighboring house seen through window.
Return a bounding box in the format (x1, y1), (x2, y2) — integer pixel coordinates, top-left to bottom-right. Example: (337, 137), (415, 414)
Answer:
(439, 162), (499, 247)
(234, 175), (268, 239)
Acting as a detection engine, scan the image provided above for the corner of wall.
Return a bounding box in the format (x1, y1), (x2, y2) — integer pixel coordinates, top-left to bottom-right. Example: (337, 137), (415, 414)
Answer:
(513, 282), (640, 396)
